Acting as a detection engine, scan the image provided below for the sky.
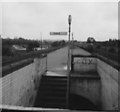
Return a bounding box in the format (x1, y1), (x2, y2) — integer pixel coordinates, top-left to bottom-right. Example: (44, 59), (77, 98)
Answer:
(1, 1), (118, 41)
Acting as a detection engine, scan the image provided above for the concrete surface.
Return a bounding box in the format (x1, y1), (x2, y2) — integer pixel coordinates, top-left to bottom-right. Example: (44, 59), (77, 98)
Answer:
(1, 57), (47, 106)
(73, 57), (97, 72)
(1, 46), (118, 111)
(46, 46), (91, 76)
(70, 75), (101, 108)
(47, 47), (68, 76)
(97, 59), (118, 110)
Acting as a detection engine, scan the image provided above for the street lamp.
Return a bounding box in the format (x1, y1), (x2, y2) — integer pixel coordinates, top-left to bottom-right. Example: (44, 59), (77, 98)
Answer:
(72, 32), (74, 53)
(68, 15), (72, 25)
(66, 15), (72, 108)
(68, 15), (72, 72)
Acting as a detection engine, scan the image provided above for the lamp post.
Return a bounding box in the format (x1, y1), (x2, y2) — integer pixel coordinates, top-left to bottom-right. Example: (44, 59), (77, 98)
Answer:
(68, 15), (72, 73)
(72, 32), (74, 53)
(66, 15), (72, 108)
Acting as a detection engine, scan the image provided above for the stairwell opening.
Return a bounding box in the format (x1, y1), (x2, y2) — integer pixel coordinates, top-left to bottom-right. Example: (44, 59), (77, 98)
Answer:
(69, 94), (101, 110)
(34, 75), (102, 111)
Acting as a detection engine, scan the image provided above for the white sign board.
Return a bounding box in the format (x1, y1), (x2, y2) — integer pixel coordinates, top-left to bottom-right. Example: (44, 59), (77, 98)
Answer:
(50, 32), (67, 35)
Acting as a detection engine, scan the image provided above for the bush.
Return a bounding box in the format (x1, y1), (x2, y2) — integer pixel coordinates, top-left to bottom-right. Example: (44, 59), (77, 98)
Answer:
(2, 46), (13, 56)
(108, 47), (115, 53)
(96, 45), (101, 49)
(26, 41), (39, 52)
(86, 45), (94, 52)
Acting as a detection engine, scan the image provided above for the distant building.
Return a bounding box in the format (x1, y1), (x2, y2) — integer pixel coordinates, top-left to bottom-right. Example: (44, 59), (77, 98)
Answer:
(12, 45), (26, 51)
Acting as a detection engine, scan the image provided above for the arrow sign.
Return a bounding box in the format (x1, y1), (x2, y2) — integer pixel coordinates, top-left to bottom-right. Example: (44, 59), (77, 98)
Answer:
(50, 32), (67, 35)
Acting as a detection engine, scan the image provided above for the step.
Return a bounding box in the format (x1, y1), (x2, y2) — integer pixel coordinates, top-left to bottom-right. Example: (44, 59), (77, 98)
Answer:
(39, 91), (67, 96)
(35, 99), (66, 108)
(39, 97), (66, 103)
(40, 81), (67, 86)
(35, 75), (67, 109)
(42, 75), (67, 78)
(38, 102), (66, 108)
(39, 86), (67, 91)
(38, 93), (66, 98)
(42, 76), (67, 81)
(41, 79), (67, 83)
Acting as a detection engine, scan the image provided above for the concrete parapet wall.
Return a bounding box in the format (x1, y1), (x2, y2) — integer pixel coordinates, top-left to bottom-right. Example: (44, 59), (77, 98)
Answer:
(73, 58), (97, 72)
(70, 76), (101, 108)
(0, 57), (46, 107)
(71, 55), (97, 73)
(70, 54), (118, 110)
(97, 59), (118, 110)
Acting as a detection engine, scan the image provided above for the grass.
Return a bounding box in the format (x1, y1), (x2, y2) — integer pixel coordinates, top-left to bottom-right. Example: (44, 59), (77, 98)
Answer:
(75, 43), (119, 70)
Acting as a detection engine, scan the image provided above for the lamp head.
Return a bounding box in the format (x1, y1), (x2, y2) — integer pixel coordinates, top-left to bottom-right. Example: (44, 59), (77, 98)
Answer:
(68, 15), (72, 25)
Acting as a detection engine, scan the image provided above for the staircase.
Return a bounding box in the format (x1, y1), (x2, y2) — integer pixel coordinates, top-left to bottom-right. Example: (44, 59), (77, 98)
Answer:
(34, 75), (67, 109)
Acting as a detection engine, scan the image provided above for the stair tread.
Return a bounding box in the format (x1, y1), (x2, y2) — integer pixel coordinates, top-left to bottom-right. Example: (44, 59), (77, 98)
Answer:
(41, 81), (67, 84)
(39, 90), (66, 94)
(42, 77), (67, 81)
(38, 95), (66, 98)
(35, 76), (67, 108)
(38, 91), (67, 95)
(39, 86), (66, 90)
(38, 103), (66, 108)
(39, 84), (67, 89)
(41, 80), (67, 83)
(42, 75), (67, 78)
(39, 102), (66, 105)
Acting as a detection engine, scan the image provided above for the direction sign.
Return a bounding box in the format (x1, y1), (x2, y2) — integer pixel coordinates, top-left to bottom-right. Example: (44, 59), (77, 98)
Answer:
(50, 32), (67, 35)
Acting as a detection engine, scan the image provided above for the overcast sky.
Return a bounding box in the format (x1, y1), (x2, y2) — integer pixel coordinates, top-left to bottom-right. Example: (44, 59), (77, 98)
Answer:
(1, 2), (118, 41)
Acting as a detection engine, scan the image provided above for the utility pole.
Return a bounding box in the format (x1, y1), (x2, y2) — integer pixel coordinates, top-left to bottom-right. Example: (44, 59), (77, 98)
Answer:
(41, 32), (42, 51)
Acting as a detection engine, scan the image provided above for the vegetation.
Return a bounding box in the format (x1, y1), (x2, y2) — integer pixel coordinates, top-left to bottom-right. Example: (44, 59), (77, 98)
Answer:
(51, 40), (66, 47)
(2, 45), (13, 56)
(87, 37), (96, 43)
(26, 41), (39, 51)
(2, 37), (66, 66)
(78, 38), (119, 64)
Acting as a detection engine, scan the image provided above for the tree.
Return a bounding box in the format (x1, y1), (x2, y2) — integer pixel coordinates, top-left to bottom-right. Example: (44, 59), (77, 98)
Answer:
(87, 37), (96, 43)
(51, 40), (66, 47)
(108, 47), (115, 53)
(51, 41), (59, 47)
(26, 41), (39, 51)
(86, 44), (94, 52)
(2, 45), (13, 56)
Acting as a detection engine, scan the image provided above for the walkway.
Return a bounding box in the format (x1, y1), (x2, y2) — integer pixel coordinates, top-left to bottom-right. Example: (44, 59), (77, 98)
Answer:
(46, 46), (91, 76)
